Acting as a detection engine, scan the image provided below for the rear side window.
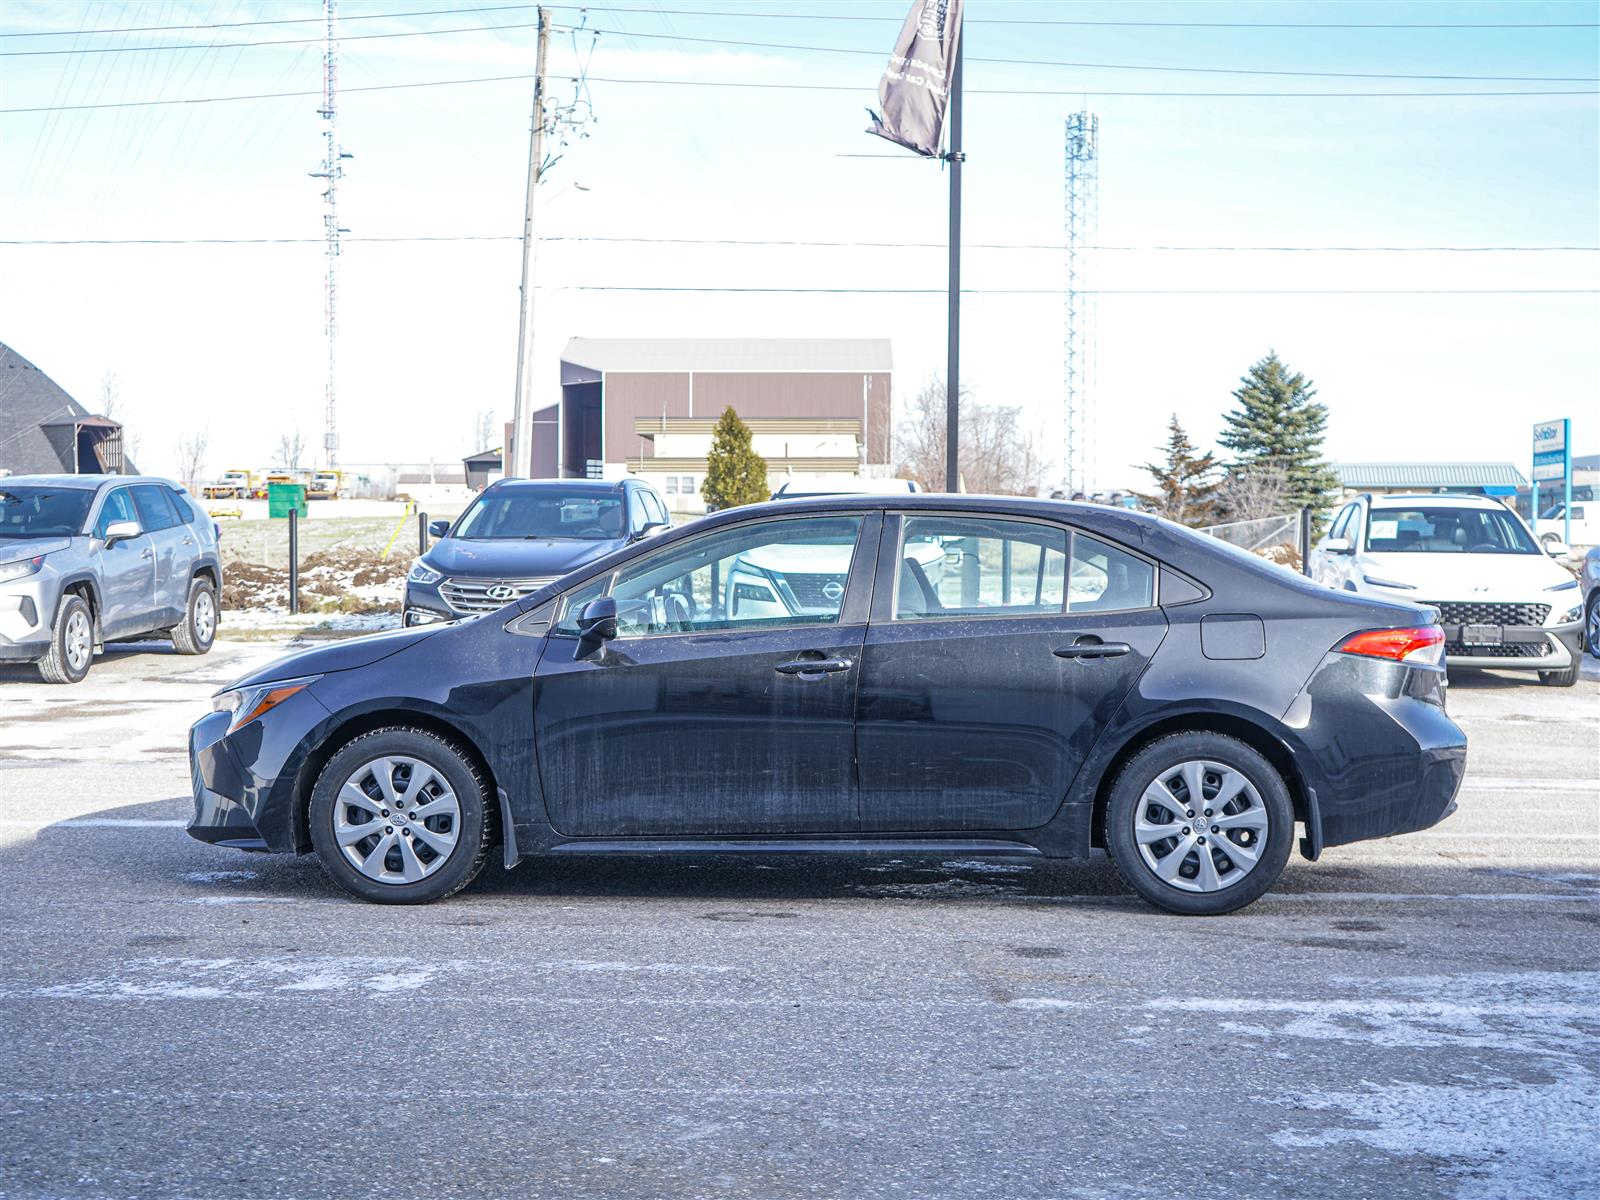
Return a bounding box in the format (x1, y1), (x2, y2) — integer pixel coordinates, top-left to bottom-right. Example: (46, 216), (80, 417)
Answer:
(167, 488), (201, 525)
(896, 516), (1067, 619)
(1069, 533), (1156, 613)
(94, 489), (138, 538)
(130, 484), (179, 532)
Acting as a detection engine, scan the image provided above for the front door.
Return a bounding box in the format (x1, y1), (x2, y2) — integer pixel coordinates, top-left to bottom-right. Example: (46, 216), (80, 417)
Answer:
(534, 512), (878, 837)
(92, 487), (155, 638)
(855, 514), (1168, 832)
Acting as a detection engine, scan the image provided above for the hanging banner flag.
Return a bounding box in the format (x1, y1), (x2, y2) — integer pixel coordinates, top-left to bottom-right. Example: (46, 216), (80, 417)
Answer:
(865, 0), (965, 157)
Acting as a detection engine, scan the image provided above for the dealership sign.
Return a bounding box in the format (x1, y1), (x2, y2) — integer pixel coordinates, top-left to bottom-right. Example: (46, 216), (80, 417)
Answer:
(1532, 419), (1569, 483)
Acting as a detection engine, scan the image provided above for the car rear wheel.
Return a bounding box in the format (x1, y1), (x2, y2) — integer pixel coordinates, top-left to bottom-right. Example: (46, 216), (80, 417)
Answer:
(1585, 592), (1599, 658)
(1106, 732), (1293, 916)
(37, 593), (94, 684)
(308, 728), (494, 904)
(171, 577), (217, 655)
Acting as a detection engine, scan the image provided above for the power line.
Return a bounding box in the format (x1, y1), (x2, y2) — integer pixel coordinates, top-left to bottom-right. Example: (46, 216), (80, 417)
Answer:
(4, 70), (1593, 115)
(556, 287), (1599, 295)
(5, 17), (1595, 84)
(2, 235), (1594, 252)
(2, 3), (1591, 38)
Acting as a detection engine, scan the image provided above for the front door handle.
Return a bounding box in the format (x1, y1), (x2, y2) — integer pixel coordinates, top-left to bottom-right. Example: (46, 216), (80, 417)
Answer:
(774, 657), (853, 676)
(140, 548), (154, 560)
(1053, 640), (1132, 660)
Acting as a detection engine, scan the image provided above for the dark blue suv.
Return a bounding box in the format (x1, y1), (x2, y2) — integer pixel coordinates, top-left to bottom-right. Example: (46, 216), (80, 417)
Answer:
(404, 478), (672, 625)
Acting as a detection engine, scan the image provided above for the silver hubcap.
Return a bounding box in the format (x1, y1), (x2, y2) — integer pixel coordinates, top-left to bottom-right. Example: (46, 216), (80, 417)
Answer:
(334, 756), (461, 885)
(63, 609), (91, 672)
(193, 589), (215, 642)
(1134, 759), (1269, 893)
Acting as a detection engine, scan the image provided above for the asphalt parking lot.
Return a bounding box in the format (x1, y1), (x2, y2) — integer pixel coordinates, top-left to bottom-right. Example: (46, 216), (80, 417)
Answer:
(1, 638), (1596, 1200)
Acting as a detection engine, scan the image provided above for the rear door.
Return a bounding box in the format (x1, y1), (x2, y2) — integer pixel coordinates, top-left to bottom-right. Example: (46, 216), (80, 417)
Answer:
(854, 513), (1167, 832)
(534, 512), (879, 837)
(129, 484), (187, 625)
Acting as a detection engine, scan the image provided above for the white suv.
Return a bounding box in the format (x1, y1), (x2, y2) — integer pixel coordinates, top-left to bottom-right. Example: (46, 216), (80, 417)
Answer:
(1309, 493), (1584, 687)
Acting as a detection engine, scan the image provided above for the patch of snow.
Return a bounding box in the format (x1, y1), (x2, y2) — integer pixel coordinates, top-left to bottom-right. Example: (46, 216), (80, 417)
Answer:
(938, 859), (1033, 874)
(853, 879), (1022, 899)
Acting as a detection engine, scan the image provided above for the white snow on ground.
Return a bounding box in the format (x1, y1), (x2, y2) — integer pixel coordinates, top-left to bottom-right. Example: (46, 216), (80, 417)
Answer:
(219, 610), (401, 634)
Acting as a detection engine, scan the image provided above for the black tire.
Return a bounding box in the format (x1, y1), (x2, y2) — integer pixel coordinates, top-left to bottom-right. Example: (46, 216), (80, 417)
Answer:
(1586, 592), (1599, 659)
(308, 727), (494, 905)
(1539, 664), (1580, 687)
(36, 593), (94, 684)
(171, 576), (217, 655)
(1105, 732), (1294, 916)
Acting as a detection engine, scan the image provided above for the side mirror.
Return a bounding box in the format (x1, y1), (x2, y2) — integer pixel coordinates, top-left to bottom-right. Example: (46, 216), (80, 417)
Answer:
(103, 519), (141, 545)
(574, 595), (618, 658)
(635, 520), (670, 540)
(1323, 536), (1353, 555)
(1545, 540), (1570, 559)
(428, 519), (451, 538)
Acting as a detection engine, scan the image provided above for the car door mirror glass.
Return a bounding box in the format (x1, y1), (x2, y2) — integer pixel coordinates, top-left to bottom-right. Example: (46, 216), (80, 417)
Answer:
(103, 519), (141, 544)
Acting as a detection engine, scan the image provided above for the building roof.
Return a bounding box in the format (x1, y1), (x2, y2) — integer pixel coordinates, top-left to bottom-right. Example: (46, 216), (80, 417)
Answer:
(0, 341), (133, 476)
(1333, 461), (1528, 489)
(561, 338), (893, 375)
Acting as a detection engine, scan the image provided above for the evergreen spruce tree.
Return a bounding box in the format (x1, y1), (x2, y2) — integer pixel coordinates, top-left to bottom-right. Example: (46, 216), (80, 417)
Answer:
(1134, 415), (1221, 527)
(701, 406), (769, 510)
(1218, 351), (1339, 514)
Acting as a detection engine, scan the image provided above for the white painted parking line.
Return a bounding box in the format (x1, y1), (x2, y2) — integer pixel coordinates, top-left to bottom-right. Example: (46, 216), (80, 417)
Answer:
(0, 818), (187, 829)
(1460, 779), (1599, 793)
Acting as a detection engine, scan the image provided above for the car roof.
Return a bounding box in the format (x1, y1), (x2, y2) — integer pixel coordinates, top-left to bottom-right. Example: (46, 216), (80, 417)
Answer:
(488, 477), (628, 494)
(1365, 493), (1506, 510)
(0, 474), (177, 491)
(701, 491), (1168, 530)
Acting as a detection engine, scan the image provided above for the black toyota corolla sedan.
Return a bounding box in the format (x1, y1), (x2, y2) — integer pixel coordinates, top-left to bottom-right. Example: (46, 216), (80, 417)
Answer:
(189, 495), (1466, 915)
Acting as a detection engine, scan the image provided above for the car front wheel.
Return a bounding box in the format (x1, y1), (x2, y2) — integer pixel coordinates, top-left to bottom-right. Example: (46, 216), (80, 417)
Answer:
(1106, 732), (1294, 916)
(37, 593), (94, 684)
(1586, 592), (1600, 658)
(308, 728), (495, 904)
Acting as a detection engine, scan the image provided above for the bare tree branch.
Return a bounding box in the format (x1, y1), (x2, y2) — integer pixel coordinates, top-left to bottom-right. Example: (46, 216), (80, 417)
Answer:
(894, 376), (1041, 495)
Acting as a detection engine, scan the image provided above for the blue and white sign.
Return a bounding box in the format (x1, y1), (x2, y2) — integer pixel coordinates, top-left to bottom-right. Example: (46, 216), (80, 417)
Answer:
(1531, 419), (1569, 484)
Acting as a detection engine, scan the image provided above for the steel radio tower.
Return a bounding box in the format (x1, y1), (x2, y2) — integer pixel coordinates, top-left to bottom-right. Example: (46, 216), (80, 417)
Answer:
(1063, 111), (1099, 497)
(313, 0), (349, 469)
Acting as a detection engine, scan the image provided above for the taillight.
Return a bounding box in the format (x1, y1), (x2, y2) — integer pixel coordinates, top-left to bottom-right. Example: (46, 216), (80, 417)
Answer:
(1337, 625), (1446, 666)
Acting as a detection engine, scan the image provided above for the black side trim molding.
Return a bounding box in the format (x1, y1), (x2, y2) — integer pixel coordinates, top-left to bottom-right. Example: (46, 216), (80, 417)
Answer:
(548, 838), (1045, 857)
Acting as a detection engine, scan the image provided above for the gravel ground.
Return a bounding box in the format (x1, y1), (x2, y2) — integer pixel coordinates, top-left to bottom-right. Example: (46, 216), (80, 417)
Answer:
(0, 637), (1595, 1200)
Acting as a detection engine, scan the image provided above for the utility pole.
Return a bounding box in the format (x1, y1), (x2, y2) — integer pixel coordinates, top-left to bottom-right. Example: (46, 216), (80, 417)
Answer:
(510, 8), (551, 480)
(944, 36), (963, 494)
(315, 0), (347, 471)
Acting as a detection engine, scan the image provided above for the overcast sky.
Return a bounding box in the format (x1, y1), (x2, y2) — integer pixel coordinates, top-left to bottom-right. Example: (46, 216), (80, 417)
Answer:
(1, 0), (1596, 488)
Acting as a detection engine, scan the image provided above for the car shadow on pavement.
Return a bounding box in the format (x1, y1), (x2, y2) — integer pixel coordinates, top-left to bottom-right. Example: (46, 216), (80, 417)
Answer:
(20, 797), (1600, 913)
(0, 640), (186, 683)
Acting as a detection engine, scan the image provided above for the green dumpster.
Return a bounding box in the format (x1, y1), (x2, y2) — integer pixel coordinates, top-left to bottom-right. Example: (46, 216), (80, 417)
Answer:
(267, 482), (307, 519)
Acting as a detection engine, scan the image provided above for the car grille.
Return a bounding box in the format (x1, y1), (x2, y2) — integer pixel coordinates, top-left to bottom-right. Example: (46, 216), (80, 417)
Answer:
(438, 577), (557, 615)
(1427, 601), (1550, 628)
(783, 572), (849, 610)
(1445, 640), (1552, 659)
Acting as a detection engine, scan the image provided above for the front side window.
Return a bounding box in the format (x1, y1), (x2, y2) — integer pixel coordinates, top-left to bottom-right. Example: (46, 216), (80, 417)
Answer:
(0, 487), (96, 538)
(1365, 507), (1539, 554)
(94, 488), (139, 538)
(454, 490), (626, 541)
(896, 516), (1067, 619)
(604, 515), (863, 637)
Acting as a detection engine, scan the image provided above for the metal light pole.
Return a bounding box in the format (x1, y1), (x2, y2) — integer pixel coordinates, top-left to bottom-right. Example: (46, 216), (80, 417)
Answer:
(944, 36), (963, 494)
(509, 9), (551, 480)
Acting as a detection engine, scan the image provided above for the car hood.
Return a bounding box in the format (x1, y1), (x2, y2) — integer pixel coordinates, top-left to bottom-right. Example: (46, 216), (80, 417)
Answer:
(0, 536), (73, 565)
(225, 624), (447, 691)
(422, 536), (623, 579)
(1360, 550), (1574, 599)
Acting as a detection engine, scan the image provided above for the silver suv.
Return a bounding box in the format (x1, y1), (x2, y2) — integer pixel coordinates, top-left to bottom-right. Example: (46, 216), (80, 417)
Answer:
(0, 475), (223, 683)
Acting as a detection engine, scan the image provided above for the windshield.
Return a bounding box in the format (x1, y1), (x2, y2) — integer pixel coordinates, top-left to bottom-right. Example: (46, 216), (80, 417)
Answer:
(452, 490), (626, 540)
(1365, 507), (1539, 555)
(0, 487), (95, 538)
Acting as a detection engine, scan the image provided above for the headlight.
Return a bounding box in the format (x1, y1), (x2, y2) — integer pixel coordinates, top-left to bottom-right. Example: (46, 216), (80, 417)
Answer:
(1558, 604), (1582, 624)
(1362, 574), (1416, 590)
(408, 559), (443, 585)
(0, 555), (45, 584)
(211, 675), (321, 732)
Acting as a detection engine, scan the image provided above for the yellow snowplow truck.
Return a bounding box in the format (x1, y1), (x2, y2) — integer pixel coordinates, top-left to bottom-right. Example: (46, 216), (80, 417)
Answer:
(307, 470), (342, 500)
(203, 469), (254, 500)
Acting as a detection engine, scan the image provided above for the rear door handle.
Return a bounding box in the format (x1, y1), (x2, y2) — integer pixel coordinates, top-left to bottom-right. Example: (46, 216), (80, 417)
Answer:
(775, 657), (853, 675)
(1054, 641), (1132, 660)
